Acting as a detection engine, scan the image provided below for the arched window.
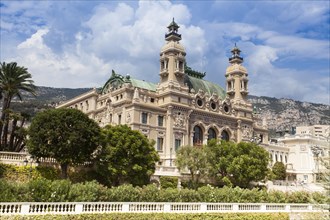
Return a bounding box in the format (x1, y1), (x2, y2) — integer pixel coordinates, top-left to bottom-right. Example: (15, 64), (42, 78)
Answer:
(208, 128), (217, 141)
(221, 130), (229, 141)
(193, 125), (203, 145)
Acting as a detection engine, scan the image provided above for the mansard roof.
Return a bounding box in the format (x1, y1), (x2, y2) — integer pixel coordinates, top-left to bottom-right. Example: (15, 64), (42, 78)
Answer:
(101, 69), (225, 98)
(185, 75), (226, 99)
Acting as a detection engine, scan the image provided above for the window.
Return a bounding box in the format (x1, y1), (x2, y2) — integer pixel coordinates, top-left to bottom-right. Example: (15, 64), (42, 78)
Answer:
(221, 130), (229, 141)
(118, 114), (121, 124)
(86, 100), (89, 111)
(175, 139), (181, 151)
(193, 125), (203, 145)
(210, 102), (217, 110)
(196, 98), (203, 107)
(158, 115), (164, 127)
(223, 104), (229, 113)
(157, 138), (164, 151)
(142, 112), (148, 124)
(208, 128), (217, 141)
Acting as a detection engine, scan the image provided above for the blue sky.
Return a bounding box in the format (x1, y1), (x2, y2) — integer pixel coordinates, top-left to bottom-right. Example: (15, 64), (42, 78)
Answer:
(0, 0), (329, 104)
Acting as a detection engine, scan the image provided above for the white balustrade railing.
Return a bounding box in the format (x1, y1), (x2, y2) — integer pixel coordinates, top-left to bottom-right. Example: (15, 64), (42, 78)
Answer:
(0, 202), (328, 215)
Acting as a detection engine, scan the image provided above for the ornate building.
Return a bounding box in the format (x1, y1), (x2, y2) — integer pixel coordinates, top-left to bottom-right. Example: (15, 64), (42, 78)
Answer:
(57, 19), (268, 177)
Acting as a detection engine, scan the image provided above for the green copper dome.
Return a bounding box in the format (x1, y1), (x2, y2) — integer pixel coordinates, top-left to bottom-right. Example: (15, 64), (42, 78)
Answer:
(184, 75), (226, 99)
(101, 69), (225, 99)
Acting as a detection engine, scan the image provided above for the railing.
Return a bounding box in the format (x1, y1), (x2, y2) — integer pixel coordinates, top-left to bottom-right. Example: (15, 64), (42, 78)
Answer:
(0, 151), (57, 165)
(0, 202), (328, 215)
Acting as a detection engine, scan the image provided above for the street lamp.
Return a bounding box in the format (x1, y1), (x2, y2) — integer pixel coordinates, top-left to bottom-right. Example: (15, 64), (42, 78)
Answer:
(23, 155), (40, 180)
(311, 145), (322, 182)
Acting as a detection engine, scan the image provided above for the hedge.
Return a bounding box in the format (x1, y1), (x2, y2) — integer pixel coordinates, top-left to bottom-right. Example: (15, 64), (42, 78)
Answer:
(0, 178), (328, 204)
(0, 213), (290, 220)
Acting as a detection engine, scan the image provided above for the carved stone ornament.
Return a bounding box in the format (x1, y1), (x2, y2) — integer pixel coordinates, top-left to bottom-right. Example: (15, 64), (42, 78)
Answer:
(173, 111), (186, 128)
(242, 125), (253, 139)
(126, 112), (131, 123)
(174, 132), (183, 139)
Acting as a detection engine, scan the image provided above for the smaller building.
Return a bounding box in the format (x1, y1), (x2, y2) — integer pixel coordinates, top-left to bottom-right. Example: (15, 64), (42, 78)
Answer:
(296, 125), (330, 138)
(266, 125), (329, 184)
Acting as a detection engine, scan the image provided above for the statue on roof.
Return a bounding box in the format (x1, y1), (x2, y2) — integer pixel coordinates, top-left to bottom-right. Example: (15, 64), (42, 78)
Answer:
(185, 64), (206, 79)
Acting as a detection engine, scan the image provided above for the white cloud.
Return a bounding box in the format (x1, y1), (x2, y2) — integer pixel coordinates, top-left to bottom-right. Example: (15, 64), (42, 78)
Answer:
(1, 0), (329, 104)
(6, 1), (202, 88)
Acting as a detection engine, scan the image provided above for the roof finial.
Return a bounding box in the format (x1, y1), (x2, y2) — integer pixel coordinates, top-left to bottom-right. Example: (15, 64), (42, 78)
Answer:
(229, 43), (243, 63)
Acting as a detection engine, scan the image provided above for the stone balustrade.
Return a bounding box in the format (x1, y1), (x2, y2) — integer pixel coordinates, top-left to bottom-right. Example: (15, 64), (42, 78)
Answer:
(0, 151), (57, 166)
(0, 202), (328, 215)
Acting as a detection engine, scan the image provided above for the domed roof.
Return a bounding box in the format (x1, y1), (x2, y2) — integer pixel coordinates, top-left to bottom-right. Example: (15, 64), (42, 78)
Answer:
(184, 75), (226, 99)
(226, 63), (247, 74)
(161, 41), (185, 54)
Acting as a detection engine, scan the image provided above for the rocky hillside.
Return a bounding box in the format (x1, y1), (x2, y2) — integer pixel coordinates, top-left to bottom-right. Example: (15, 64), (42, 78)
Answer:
(7, 87), (330, 137)
(249, 95), (330, 134)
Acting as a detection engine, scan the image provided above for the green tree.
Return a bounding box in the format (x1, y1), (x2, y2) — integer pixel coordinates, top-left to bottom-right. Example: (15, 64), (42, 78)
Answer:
(176, 145), (208, 189)
(95, 125), (159, 186)
(272, 161), (286, 180)
(27, 108), (101, 178)
(206, 140), (269, 188)
(0, 62), (36, 150)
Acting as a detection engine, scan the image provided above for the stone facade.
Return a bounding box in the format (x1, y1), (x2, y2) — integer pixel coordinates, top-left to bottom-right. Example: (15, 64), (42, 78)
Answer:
(267, 125), (329, 183)
(56, 20), (268, 177)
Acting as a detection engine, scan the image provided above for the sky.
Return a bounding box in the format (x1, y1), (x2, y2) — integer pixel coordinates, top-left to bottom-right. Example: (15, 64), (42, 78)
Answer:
(0, 0), (329, 104)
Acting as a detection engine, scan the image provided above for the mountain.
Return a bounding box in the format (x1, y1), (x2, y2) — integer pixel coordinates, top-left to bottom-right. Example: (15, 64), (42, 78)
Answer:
(8, 86), (330, 137)
(249, 96), (330, 136)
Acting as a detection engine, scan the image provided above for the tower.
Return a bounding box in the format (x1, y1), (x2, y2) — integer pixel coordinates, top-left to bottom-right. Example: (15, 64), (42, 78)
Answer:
(159, 18), (186, 88)
(225, 44), (249, 102)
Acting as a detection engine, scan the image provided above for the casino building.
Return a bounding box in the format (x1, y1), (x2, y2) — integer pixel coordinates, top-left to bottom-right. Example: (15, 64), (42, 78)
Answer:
(57, 19), (269, 177)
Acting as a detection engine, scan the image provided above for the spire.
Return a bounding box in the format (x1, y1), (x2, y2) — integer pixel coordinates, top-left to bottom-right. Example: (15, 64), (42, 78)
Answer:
(229, 43), (243, 64)
(165, 18), (181, 41)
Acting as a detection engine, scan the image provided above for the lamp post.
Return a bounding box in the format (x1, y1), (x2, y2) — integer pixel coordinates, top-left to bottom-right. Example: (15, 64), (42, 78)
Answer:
(23, 155), (40, 180)
(311, 145), (322, 182)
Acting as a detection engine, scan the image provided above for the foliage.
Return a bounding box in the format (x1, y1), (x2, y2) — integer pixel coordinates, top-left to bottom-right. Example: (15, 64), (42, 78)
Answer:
(95, 125), (159, 186)
(0, 213), (290, 220)
(68, 180), (108, 202)
(272, 161), (286, 180)
(0, 179), (329, 204)
(107, 184), (141, 202)
(27, 108), (101, 178)
(0, 61), (36, 151)
(0, 163), (61, 182)
(160, 176), (178, 189)
(319, 156), (330, 192)
(27, 178), (53, 202)
(206, 140), (270, 188)
(176, 145), (208, 189)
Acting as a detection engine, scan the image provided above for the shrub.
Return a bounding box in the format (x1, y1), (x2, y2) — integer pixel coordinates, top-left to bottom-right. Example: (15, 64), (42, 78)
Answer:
(49, 180), (72, 202)
(27, 178), (53, 202)
(107, 184), (140, 202)
(180, 188), (201, 202)
(158, 188), (180, 202)
(36, 166), (60, 180)
(287, 191), (311, 203)
(197, 185), (216, 202)
(139, 184), (159, 202)
(267, 190), (287, 203)
(68, 180), (108, 202)
(160, 176), (178, 189)
(0, 163), (60, 182)
(68, 167), (98, 183)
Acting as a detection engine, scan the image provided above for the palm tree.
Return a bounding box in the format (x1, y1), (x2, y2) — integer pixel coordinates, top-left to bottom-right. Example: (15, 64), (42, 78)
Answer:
(0, 62), (36, 150)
